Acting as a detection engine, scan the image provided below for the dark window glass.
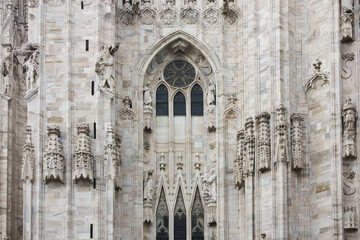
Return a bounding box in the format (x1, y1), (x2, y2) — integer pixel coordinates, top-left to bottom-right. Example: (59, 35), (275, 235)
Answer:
(164, 60), (196, 87)
(156, 189), (169, 240)
(191, 84), (203, 116)
(156, 85), (169, 116)
(191, 188), (204, 240)
(174, 190), (186, 240)
(174, 92), (186, 116)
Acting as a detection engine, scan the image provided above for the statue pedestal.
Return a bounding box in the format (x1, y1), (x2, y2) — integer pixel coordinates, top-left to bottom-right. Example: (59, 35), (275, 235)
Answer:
(143, 200), (154, 224)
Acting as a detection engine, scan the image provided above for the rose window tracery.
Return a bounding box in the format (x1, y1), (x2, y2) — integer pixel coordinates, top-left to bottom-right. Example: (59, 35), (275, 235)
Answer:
(163, 60), (196, 87)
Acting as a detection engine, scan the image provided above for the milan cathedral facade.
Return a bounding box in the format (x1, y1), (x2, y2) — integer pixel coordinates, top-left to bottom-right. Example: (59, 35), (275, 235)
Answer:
(0, 0), (360, 239)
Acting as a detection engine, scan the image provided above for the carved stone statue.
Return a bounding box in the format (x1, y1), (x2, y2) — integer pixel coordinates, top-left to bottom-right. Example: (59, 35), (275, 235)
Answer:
(340, 0), (354, 42)
(95, 43), (120, 92)
(201, 168), (217, 204)
(143, 169), (155, 201)
(143, 83), (152, 106)
(23, 49), (39, 92)
(104, 124), (122, 189)
(1, 47), (13, 96)
(207, 84), (216, 106)
(342, 98), (357, 159)
(343, 98), (357, 131)
(21, 125), (35, 182)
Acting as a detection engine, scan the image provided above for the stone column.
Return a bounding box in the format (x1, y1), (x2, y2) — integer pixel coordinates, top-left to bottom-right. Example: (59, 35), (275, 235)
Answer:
(274, 105), (289, 240)
(21, 126), (35, 240)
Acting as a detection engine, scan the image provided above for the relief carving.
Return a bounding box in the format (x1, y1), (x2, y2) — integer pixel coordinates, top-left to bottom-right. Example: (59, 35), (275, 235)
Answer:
(343, 171), (356, 195)
(223, 2), (238, 24)
(201, 168), (217, 224)
(291, 113), (304, 171)
(342, 98), (357, 159)
(95, 43), (119, 93)
(305, 58), (329, 94)
(340, 0), (354, 43)
(274, 105), (289, 164)
(43, 125), (64, 183)
(234, 130), (244, 189)
(341, 53), (354, 79)
(180, 3), (199, 24)
(195, 54), (212, 76)
(256, 112), (271, 173)
(344, 204), (358, 230)
(28, 0), (39, 8)
(139, 4), (156, 25)
(119, 4), (134, 25)
(104, 124), (122, 189)
(244, 117), (255, 176)
(21, 125), (35, 182)
(160, 3), (177, 25)
(203, 4), (220, 25)
(73, 123), (93, 182)
(171, 39), (189, 54)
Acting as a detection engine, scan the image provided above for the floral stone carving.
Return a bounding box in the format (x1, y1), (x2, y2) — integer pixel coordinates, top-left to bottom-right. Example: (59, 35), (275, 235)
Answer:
(244, 117), (255, 176)
(343, 171), (356, 195)
(342, 98), (357, 159)
(223, 2), (239, 24)
(95, 43), (119, 93)
(291, 113), (304, 171)
(21, 125), (35, 182)
(203, 4), (220, 25)
(73, 123), (93, 182)
(256, 112), (271, 172)
(104, 124), (122, 189)
(160, 3), (177, 25)
(43, 125), (64, 183)
(344, 204), (357, 230)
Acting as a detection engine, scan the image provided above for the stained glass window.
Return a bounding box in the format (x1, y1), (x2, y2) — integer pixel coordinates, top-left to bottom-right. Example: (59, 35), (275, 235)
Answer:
(156, 84), (169, 116)
(174, 92), (186, 116)
(191, 188), (204, 240)
(191, 84), (204, 116)
(163, 60), (196, 87)
(174, 189), (186, 240)
(156, 189), (169, 240)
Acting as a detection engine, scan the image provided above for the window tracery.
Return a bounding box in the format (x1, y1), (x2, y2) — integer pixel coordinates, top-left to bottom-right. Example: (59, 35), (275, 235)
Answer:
(174, 189), (186, 240)
(163, 60), (196, 87)
(156, 188), (169, 240)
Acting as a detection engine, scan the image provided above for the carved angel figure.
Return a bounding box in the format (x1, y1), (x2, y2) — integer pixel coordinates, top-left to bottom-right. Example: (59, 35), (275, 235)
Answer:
(143, 83), (152, 106)
(207, 84), (216, 106)
(201, 168), (217, 203)
(343, 98), (357, 131)
(23, 50), (39, 92)
(95, 43), (120, 92)
(143, 169), (155, 201)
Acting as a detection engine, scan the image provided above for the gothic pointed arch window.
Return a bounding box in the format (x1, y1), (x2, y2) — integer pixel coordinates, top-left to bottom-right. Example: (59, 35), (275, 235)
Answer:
(191, 188), (204, 240)
(156, 84), (169, 116)
(174, 189), (186, 240)
(156, 188), (169, 240)
(174, 92), (186, 116)
(191, 84), (203, 116)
